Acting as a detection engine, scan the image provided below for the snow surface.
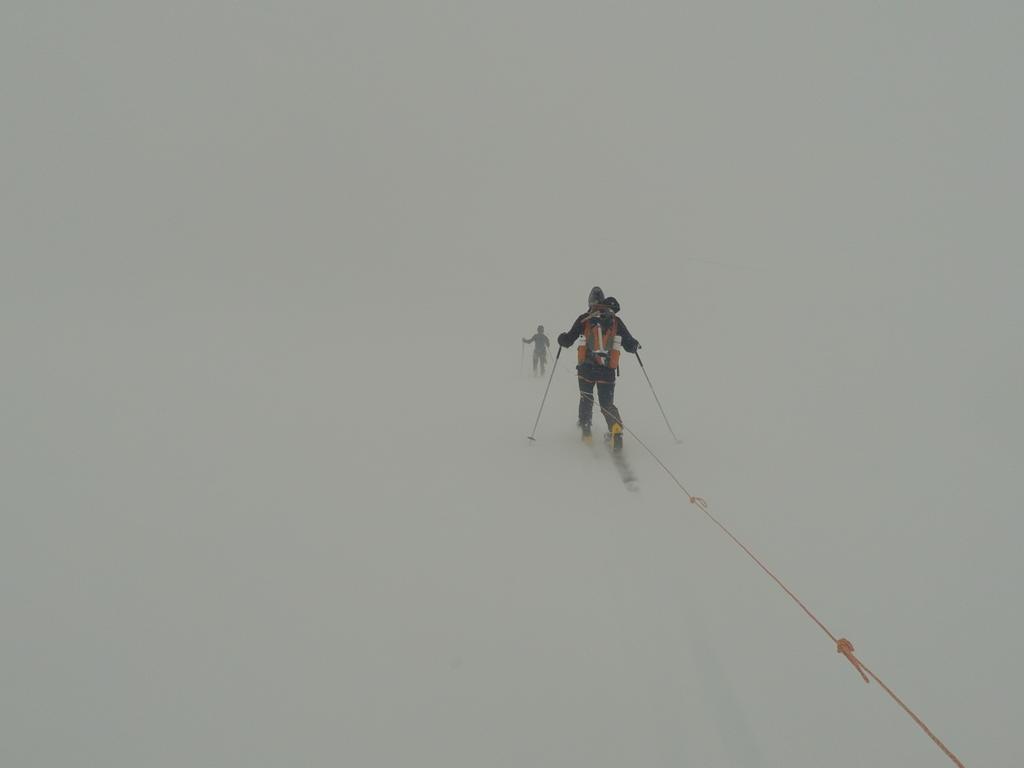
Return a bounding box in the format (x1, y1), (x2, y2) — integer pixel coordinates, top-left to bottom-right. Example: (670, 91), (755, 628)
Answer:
(3, 3), (1023, 767)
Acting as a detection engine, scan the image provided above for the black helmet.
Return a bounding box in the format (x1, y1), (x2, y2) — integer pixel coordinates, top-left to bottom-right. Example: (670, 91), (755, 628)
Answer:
(603, 296), (620, 313)
(588, 286), (605, 307)
(537, 325), (544, 333)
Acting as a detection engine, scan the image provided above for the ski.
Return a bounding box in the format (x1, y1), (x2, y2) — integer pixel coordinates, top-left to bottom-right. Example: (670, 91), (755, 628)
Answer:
(605, 434), (639, 491)
(581, 424), (639, 491)
(612, 452), (638, 490)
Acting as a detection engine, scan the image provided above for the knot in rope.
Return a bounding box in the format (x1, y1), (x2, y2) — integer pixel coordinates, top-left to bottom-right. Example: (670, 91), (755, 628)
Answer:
(689, 495), (708, 510)
(837, 638), (870, 683)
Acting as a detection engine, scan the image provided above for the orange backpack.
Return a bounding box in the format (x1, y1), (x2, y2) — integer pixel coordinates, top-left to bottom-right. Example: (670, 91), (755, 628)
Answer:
(577, 309), (622, 369)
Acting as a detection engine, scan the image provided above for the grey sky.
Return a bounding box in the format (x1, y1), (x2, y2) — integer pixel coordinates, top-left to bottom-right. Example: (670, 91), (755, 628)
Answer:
(3, 2), (1022, 766)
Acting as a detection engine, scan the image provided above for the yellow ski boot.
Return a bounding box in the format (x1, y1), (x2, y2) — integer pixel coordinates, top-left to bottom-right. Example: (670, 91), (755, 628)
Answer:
(579, 421), (593, 444)
(610, 422), (623, 452)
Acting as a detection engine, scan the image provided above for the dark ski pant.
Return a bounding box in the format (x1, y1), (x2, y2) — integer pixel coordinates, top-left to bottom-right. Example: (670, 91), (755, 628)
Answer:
(533, 351), (547, 375)
(577, 374), (621, 432)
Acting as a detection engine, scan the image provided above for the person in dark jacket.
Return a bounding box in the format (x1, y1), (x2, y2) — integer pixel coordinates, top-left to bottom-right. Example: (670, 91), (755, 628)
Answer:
(522, 325), (551, 376)
(556, 287), (640, 450)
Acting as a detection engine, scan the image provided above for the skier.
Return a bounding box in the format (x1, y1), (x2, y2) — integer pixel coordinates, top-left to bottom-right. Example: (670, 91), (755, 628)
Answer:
(557, 287), (640, 450)
(522, 325), (551, 376)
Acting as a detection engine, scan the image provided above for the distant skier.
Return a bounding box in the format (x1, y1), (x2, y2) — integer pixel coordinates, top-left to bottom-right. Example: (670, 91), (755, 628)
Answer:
(557, 286), (640, 450)
(522, 325), (551, 376)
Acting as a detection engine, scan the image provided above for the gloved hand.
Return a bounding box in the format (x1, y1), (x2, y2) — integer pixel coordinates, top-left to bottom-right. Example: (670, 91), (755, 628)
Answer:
(557, 332), (574, 348)
(623, 338), (640, 353)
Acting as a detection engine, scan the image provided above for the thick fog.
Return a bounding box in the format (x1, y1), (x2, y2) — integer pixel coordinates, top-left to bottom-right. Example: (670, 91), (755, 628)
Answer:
(3, 2), (1022, 766)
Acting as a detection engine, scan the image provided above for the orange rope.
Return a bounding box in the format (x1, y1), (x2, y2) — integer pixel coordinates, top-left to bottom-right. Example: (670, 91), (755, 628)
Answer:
(575, 392), (967, 767)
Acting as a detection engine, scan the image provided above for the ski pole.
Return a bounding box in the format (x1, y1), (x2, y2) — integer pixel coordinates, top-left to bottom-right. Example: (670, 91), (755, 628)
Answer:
(527, 346), (561, 441)
(636, 351), (682, 444)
